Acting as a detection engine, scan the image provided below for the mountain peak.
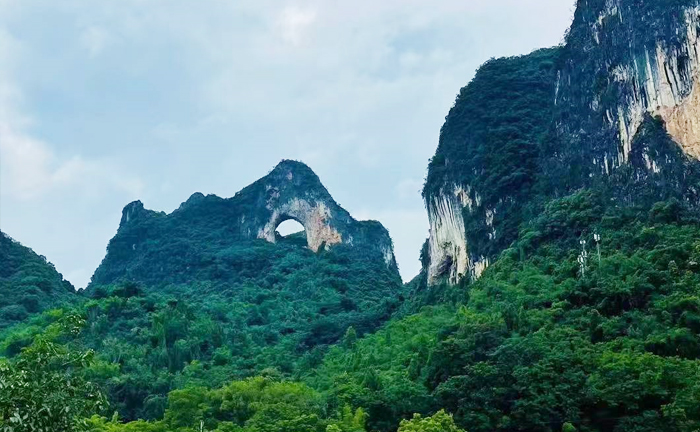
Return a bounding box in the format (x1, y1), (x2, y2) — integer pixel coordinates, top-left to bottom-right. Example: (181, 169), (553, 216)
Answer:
(272, 159), (316, 174)
(119, 200), (146, 228)
(92, 161), (397, 286)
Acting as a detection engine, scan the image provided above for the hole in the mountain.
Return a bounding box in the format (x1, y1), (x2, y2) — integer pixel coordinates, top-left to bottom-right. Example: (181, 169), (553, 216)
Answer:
(275, 219), (307, 245)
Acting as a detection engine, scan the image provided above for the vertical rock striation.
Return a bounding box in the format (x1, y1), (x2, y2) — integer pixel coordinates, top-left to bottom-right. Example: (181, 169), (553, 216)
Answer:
(422, 0), (700, 286)
(559, 1), (700, 167)
(422, 49), (560, 285)
(426, 190), (468, 285)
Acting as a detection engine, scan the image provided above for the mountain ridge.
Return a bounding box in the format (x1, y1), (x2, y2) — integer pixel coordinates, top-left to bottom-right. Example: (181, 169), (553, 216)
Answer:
(91, 159), (398, 288)
(0, 231), (77, 329)
(5, 2), (700, 431)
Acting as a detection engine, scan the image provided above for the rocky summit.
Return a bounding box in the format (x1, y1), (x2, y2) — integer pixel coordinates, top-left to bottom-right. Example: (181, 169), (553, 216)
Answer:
(91, 160), (397, 287)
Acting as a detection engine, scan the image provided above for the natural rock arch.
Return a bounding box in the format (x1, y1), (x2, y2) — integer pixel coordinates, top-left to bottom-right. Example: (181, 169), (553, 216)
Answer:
(102, 160), (398, 287)
(257, 199), (342, 252)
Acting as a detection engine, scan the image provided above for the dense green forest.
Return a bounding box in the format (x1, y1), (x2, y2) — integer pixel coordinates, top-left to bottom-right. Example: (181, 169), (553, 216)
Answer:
(4, 191), (700, 431)
(311, 192), (700, 432)
(0, 234), (402, 422)
(0, 232), (77, 329)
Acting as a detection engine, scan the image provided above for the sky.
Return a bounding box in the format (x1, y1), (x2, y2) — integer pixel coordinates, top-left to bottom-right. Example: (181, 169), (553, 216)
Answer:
(0, 0), (575, 287)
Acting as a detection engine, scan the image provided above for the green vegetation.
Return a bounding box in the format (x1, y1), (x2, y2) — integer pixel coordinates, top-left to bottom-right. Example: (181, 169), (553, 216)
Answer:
(4, 2), (700, 431)
(0, 232), (77, 329)
(309, 192), (700, 432)
(423, 48), (560, 260)
(423, 0), (700, 280)
(1, 236), (401, 422)
(7, 190), (700, 432)
(87, 376), (368, 432)
(92, 160), (398, 287)
(0, 314), (105, 432)
(397, 411), (465, 432)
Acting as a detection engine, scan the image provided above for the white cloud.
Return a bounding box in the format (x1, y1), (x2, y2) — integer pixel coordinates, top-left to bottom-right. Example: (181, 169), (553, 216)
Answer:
(0, 100), (143, 201)
(276, 6), (317, 46)
(0, 27), (141, 202)
(80, 26), (112, 57)
(0, 23), (143, 290)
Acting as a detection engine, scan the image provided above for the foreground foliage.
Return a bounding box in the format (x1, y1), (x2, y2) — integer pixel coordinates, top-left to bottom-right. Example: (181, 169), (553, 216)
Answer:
(0, 315), (104, 432)
(398, 411), (465, 432)
(87, 376), (368, 432)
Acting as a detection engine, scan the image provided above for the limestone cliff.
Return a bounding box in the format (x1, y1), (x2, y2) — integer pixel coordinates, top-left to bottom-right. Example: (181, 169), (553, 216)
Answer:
(91, 160), (398, 286)
(422, 48), (559, 285)
(423, 0), (700, 285)
(557, 0), (700, 168)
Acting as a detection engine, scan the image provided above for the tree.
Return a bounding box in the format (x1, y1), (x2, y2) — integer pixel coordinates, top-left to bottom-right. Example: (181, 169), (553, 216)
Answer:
(163, 387), (214, 430)
(0, 315), (106, 431)
(342, 327), (358, 349)
(397, 410), (466, 432)
(326, 406), (367, 432)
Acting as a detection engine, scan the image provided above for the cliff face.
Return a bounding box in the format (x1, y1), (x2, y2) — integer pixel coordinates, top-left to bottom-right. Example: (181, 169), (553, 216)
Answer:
(423, 49), (560, 284)
(241, 161), (392, 258)
(557, 0), (700, 168)
(91, 160), (398, 286)
(423, 0), (700, 285)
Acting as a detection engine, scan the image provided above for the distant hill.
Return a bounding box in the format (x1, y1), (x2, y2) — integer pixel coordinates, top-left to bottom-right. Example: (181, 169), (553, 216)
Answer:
(0, 231), (77, 329)
(89, 160), (398, 288)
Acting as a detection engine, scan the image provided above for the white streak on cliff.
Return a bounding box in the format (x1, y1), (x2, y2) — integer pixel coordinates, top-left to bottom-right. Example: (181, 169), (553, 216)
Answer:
(473, 257), (490, 279)
(592, 0), (620, 45)
(426, 188), (469, 285)
(611, 6), (700, 161)
(426, 185), (492, 285)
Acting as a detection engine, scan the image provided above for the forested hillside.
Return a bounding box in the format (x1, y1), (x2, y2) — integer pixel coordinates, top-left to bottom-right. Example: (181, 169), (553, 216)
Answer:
(0, 232), (77, 329)
(423, 0), (700, 285)
(1, 236), (402, 421)
(4, 191), (700, 432)
(311, 193), (700, 432)
(0, 161), (403, 423)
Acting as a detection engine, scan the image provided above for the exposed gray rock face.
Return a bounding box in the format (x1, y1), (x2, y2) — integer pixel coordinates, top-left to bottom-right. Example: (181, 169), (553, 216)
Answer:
(421, 48), (560, 286)
(558, 1), (700, 168)
(422, 0), (700, 286)
(244, 163), (350, 253)
(236, 161), (396, 264)
(257, 198), (342, 252)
